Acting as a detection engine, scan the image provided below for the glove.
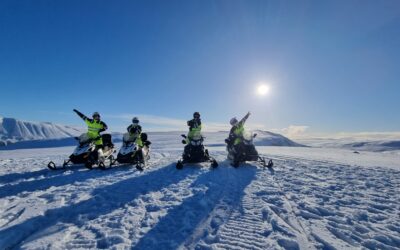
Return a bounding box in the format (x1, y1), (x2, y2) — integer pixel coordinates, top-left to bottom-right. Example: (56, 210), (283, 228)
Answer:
(73, 109), (78, 113)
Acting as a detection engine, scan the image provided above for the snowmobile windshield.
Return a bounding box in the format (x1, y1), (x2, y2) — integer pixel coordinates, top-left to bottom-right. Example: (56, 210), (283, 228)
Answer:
(78, 133), (91, 144)
(123, 133), (137, 143)
(190, 140), (203, 146)
(190, 134), (203, 146)
(192, 134), (203, 141)
(243, 131), (253, 141)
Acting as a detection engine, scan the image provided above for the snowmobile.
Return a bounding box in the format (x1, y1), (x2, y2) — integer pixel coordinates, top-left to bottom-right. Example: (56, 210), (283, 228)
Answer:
(107, 133), (151, 171)
(176, 134), (218, 169)
(47, 133), (115, 170)
(226, 132), (273, 168)
(85, 134), (116, 169)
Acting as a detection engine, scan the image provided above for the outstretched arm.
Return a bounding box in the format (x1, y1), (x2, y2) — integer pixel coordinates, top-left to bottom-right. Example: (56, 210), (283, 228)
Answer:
(239, 112), (251, 125)
(73, 109), (88, 121)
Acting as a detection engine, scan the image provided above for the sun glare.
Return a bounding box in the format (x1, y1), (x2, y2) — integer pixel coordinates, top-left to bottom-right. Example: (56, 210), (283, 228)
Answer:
(256, 84), (270, 96)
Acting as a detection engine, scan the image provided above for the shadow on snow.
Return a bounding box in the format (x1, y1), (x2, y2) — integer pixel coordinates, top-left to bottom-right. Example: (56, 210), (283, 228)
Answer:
(0, 164), (197, 249)
(133, 164), (257, 249)
(0, 165), (127, 199)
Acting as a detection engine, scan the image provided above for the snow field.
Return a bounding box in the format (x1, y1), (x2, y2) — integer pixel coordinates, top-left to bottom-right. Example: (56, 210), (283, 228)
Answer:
(0, 146), (399, 249)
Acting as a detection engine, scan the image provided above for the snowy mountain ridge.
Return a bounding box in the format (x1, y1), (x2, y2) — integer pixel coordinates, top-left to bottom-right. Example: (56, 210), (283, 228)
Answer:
(0, 116), (304, 149)
(0, 116), (83, 145)
(0, 130), (305, 150)
(297, 137), (400, 152)
(252, 130), (305, 147)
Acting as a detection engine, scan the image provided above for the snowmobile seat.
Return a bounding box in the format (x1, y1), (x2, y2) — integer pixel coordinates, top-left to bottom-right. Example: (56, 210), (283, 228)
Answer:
(140, 133), (151, 147)
(140, 133), (148, 141)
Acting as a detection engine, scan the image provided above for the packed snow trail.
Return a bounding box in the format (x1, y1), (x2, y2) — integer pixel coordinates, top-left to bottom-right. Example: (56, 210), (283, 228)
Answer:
(0, 146), (399, 249)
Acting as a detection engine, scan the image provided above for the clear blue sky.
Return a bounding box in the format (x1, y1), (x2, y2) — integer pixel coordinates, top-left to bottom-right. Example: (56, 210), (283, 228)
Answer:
(1, 0), (399, 134)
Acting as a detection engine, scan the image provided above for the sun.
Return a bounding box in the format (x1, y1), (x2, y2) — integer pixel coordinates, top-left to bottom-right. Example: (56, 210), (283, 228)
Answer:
(256, 84), (270, 96)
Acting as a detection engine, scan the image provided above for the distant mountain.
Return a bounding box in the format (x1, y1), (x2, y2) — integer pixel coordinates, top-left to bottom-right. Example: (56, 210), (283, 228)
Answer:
(342, 141), (400, 152)
(0, 118), (304, 150)
(296, 137), (400, 152)
(252, 130), (305, 147)
(202, 131), (304, 148)
(0, 116), (83, 146)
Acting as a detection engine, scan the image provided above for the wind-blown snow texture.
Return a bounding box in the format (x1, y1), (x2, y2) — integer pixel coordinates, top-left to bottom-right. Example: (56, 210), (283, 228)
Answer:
(0, 117), (82, 145)
(0, 135), (399, 249)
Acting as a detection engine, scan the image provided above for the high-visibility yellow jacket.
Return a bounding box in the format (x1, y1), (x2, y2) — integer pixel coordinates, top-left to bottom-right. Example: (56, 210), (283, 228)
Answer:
(232, 123), (245, 145)
(186, 119), (202, 143)
(75, 110), (107, 146)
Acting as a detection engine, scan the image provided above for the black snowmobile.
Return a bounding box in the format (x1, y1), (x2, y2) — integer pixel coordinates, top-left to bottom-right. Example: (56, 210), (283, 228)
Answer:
(176, 134), (218, 169)
(47, 134), (115, 170)
(108, 133), (151, 171)
(226, 132), (273, 168)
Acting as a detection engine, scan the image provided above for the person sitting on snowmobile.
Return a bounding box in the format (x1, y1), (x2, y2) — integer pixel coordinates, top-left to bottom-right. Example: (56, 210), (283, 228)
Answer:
(73, 109), (109, 163)
(183, 112), (202, 144)
(127, 117), (142, 138)
(227, 111), (251, 151)
(73, 109), (108, 147)
(126, 117), (150, 148)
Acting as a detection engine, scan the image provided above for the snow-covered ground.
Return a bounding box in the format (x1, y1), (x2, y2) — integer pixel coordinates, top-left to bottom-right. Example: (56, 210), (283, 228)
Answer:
(0, 137), (399, 249)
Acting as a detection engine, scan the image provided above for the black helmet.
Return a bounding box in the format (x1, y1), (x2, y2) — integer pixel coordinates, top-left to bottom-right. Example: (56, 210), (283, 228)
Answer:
(132, 117), (139, 124)
(193, 112), (200, 119)
(92, 112), (100, 118)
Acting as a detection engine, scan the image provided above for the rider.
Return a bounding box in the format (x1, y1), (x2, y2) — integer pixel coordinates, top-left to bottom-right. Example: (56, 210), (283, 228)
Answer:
(183, 112), (202, 144)
(126, 117), (144, 148)
(73, 109), (108, 161)
(227, 111), (251, 150)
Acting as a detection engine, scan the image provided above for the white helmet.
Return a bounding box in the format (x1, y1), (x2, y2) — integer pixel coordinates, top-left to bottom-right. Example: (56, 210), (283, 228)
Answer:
(230, 117), (238, 126)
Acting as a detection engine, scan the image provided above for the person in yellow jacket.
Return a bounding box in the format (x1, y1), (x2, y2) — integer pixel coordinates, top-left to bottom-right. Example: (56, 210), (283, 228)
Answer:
(73, 109), (108, 147)
(127, 117), (143, 148)
(183, 112), (202, 144)
(227, 111), (251, 148)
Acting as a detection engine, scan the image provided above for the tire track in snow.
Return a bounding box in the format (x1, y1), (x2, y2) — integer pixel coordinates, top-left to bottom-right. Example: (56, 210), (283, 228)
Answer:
(181, 161), (259, 249)
(132, 159), (257, 250)
(268, 155), (400, 250)
(62, 163), (205, 249)
(0, 153), (186, 249)
(204, 161), (313, 250)
(1, 148), (399, 249)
